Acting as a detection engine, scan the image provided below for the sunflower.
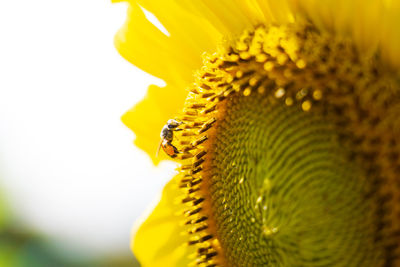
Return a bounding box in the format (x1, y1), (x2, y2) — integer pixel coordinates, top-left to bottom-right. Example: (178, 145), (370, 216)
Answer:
(114, 0), (400, 266)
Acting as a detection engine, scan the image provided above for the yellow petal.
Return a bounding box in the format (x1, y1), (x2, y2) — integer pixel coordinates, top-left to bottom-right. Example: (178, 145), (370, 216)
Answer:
(177, 0), (293, 37)
(132, 175), (195, 267)
(114, 1), (188, 86)
(121, 84), (187, 165)
(135, 0), (221, 53)
(115, 0), (221, 86)
(180, 0), (255, 36)
(380, 0), (400, 70)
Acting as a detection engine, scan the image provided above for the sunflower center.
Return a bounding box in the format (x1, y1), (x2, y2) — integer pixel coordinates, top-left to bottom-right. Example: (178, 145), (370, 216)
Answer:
(175, 24), (400, 266)
(212, 93), (381, 266)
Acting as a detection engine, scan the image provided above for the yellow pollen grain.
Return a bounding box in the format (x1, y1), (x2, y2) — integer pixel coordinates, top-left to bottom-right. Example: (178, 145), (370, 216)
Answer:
(256, 53), (268, 62)
(275, 88), (286, 98)
(226, 75), (234, 83)
(236, 71), (243, 78)
(243, 88), (252, 96)
(240, 51), (251, 60)
(230, 54), (240, 62)
(277, 53), (288, 65)
(236, 42), (248, 51)
(302, 100), (312, 111)
(263, 226), (279, 236)
(249, 77), (260, 86)
(296, 59), (306, 69)
(233, 84), (241, 92)
(296, 88), (308, 100)
(285, 97), (293, 106)
(264, 61), (274, 71)
(313, 89), (323, 100)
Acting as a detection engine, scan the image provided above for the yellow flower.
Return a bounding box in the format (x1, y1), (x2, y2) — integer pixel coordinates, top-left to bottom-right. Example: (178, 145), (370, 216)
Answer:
(114, 0), (400, 266)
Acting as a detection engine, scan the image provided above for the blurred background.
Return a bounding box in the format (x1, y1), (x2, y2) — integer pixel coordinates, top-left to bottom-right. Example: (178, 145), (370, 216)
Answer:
(0, 0), (174, 266)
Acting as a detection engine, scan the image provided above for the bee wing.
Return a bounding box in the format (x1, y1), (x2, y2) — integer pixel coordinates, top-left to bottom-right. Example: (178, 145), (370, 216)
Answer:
(156, 139), (163, 157)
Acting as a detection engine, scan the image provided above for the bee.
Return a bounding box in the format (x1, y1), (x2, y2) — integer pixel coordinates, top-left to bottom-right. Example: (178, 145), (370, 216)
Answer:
(157, 119), (183, 158)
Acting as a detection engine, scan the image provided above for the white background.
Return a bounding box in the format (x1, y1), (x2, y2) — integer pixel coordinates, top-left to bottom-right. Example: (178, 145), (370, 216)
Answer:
(0, 0), (174, 258)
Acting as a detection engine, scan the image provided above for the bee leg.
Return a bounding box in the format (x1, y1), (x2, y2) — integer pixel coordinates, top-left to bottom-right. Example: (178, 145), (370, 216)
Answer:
(167, 141), (180, 155)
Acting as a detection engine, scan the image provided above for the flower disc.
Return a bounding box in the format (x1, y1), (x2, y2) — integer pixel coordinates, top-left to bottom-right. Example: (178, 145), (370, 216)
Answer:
(173, 24), (400, 266)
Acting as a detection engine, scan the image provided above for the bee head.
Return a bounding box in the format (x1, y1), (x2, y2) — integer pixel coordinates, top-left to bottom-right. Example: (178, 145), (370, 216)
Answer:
(167, 119), (182, 129)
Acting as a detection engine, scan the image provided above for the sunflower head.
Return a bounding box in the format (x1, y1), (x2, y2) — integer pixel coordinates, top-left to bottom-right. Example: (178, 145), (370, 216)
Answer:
(115, 1), (400, 266)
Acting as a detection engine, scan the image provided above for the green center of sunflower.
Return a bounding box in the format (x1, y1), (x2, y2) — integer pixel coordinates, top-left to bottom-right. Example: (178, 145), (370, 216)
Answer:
(174, 24), (400, 266)
(211, 93), (382, 266)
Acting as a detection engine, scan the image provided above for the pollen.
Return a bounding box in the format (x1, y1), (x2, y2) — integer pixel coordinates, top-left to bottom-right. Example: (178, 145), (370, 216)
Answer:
(301, 100), (312, 111)
(274, 88), (285, 98)
(172, 24), (400, 266)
